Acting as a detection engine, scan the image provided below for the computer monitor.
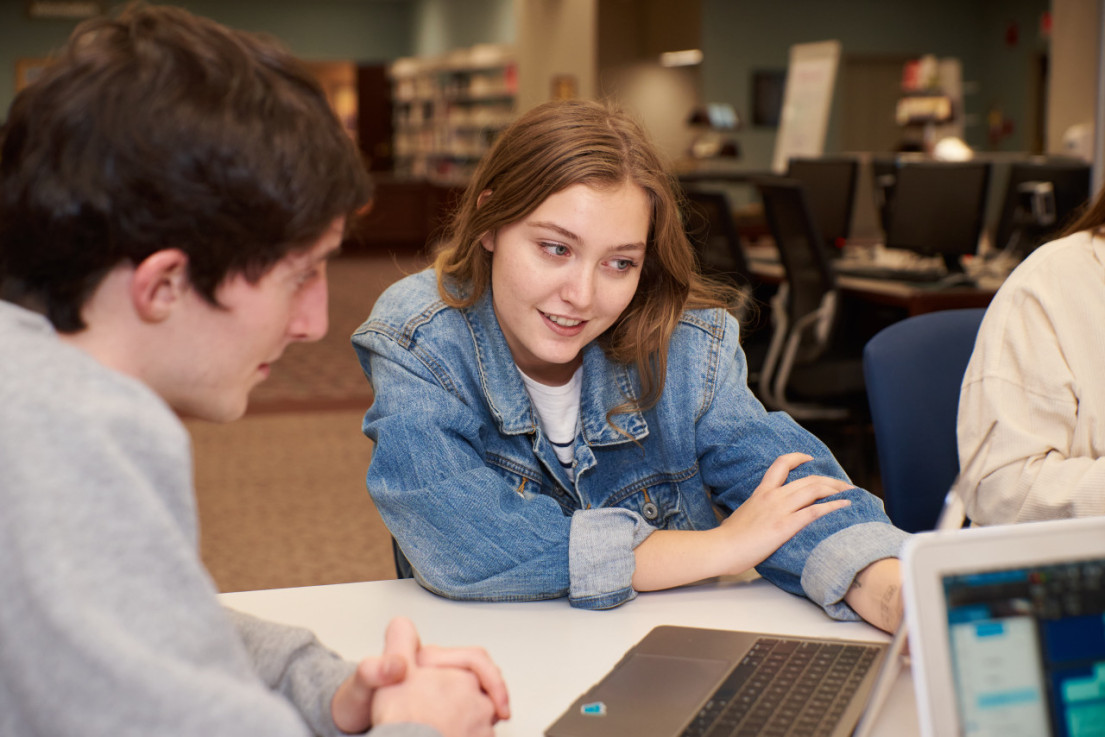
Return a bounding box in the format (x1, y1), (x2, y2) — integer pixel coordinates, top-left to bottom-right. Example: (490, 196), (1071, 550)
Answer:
(885, 161), (991, 274)
(994, 158), (1092, 257)
(786, 156), (859, 255)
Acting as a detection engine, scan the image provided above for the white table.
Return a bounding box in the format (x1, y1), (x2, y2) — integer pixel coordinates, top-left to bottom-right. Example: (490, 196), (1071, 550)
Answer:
(221, 577), (919, 736)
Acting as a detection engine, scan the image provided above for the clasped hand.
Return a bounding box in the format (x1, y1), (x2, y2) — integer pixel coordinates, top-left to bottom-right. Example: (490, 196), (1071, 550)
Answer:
(331, 616), (510, 736)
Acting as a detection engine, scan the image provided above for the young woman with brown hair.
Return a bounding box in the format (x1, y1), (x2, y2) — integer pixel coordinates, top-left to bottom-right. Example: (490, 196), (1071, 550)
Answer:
(354, 99), (906, 632)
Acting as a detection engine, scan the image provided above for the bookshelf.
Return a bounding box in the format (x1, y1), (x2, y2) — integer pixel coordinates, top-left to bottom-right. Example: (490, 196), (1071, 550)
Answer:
(390, 43), (516, 185)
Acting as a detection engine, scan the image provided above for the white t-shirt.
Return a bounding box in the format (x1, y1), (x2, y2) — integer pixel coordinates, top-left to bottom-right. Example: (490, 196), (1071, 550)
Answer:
(519, 367), (582, 479)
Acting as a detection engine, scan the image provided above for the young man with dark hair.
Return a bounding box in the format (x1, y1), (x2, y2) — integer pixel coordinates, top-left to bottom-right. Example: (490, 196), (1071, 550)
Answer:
(0, 5), (507, 736)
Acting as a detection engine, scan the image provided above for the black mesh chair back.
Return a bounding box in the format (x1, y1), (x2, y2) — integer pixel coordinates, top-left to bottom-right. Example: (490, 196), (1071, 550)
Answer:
(786, 157), (859, 254)
(682, 188), (753, 289)
(756, 176), (837, 363)
(754, 176), (865, 422)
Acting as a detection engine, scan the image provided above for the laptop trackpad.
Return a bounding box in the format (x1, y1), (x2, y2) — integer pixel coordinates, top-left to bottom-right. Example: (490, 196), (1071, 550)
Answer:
(584, 653), (729, 736)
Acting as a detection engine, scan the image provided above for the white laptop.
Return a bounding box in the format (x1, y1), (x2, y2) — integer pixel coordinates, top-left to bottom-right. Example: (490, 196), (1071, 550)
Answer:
(903, 516), (1105, 737)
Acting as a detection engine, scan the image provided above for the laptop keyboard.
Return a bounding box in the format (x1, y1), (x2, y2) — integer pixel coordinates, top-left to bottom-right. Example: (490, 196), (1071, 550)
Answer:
(679, 637), (880, 737)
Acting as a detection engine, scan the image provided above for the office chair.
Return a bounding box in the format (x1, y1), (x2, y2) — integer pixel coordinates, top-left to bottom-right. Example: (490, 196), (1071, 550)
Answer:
(754, 176), (866, 421)
(682, 188), (754, 292)
(786, 156), (859, 254)
(682, 187), (769, 376)
(863, 308), (986, 532)
(393, 537), (414, 579)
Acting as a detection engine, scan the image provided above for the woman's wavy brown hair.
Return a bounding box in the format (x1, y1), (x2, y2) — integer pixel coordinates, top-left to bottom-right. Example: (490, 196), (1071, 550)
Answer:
(1061, 178), (1105, 238)
(435, 98), (743, 414)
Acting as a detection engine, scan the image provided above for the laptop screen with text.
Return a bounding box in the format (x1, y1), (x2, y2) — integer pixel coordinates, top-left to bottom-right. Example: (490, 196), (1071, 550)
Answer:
(942, 558), (1105, 737)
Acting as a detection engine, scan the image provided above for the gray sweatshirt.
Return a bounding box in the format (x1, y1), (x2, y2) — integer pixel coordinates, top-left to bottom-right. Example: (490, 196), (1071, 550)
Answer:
(0, 301), (438, 737)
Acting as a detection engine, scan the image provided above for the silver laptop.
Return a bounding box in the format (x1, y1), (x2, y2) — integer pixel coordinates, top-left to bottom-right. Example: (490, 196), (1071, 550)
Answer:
(545, 623), (895, 737)
(904, 516), (1105, 737)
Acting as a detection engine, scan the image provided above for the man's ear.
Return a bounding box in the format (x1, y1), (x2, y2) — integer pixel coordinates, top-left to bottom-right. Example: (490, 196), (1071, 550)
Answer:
(131, 249), (190, 323)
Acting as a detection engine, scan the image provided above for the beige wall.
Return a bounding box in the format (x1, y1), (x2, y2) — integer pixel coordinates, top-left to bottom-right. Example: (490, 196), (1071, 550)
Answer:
(595, 0), (702, 163)
(602, 63), (700, 163)
(1048, 0), (1102, 167)
(514, 0), (598, 113)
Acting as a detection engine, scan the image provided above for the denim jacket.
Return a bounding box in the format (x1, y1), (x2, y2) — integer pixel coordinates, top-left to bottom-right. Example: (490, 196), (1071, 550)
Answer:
(353, 269), (908, 615)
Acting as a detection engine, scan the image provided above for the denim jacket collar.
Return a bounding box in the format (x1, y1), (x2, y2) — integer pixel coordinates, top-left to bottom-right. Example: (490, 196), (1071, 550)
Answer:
(464, 288), (648, 446)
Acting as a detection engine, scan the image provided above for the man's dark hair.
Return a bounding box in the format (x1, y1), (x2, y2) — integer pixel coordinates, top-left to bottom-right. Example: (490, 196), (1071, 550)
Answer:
(0, 3), (372, 331)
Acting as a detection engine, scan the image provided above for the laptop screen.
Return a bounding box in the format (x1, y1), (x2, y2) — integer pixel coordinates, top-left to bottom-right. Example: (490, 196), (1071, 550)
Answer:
(942, 558), (1105, 737)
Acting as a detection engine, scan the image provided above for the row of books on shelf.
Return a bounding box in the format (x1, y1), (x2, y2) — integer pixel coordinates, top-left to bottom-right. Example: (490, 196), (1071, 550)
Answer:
(394, 101), (515, 130)
(390, 43), (516, 184)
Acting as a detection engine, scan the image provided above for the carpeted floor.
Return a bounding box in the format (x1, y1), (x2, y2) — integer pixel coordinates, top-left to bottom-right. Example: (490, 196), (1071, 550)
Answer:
(189, 409), (393, 592)
(188, 251), (431, 592)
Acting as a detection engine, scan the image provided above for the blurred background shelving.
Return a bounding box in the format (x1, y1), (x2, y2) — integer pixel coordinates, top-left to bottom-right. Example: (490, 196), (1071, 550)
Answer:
(391, 43), (516, 184)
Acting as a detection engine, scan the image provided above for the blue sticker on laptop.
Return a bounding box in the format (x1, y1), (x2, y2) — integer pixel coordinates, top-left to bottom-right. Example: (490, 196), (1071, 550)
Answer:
(581, 702), (607, 716)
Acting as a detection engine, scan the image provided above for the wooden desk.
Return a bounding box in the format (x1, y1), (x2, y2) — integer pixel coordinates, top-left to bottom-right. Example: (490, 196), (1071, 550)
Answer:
(221, 577), (919, 737)
(838, 275), (996, 316)
(748, 260), (997, 317)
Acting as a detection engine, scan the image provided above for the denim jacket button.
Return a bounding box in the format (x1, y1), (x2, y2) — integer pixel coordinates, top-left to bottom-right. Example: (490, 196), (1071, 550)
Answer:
(642, 501), (659, 521)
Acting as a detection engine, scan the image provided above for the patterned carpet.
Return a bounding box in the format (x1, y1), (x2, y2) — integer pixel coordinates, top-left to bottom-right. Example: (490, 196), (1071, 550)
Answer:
(189, 252), (431, 592)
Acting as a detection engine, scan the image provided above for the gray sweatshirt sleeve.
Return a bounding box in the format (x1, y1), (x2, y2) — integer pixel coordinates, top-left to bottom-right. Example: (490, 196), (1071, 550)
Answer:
(227, 609), (443, 737)
(0, 311), (441, 737)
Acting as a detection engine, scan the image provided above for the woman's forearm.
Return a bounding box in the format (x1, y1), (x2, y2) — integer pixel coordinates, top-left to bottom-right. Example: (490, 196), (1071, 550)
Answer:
(631, 527), (735, 591)
(842, 557), (903, 634)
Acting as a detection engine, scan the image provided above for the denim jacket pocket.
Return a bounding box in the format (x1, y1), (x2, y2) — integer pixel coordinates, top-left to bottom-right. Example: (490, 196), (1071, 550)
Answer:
(485, 451), (579, 516)
(605, 478), (691, 530)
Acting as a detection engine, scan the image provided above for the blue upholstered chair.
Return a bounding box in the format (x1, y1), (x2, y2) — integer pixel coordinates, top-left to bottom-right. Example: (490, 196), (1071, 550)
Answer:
(863, 308), (986, 532)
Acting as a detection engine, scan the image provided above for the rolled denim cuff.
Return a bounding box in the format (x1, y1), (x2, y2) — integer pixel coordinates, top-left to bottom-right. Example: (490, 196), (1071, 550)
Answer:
(567, 508), (655, 610)
(800, 522), (910, 621)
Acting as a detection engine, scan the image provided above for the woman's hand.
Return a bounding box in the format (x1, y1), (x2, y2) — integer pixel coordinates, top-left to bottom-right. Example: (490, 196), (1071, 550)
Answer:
(633, 453), (851, 591)
(714, 452), (853, 575)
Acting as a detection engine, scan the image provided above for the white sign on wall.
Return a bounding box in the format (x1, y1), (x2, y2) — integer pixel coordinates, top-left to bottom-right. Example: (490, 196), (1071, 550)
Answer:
(772, 40), (842, 172)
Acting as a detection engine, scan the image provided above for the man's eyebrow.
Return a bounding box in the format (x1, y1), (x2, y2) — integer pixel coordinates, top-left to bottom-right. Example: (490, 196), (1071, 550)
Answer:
(289, 244), (342, 274)
(310, 244), (343, 264)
